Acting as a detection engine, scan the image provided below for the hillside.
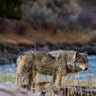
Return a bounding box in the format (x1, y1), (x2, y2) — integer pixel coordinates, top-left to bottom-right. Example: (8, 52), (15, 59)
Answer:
(0, 0), (96, 64)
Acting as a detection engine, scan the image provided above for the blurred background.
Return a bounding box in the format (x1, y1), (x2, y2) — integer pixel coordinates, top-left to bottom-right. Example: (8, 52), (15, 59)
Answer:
(0, 0), (96, 64)
(0, 0), (96, 80)
(0, 1), (96, 96)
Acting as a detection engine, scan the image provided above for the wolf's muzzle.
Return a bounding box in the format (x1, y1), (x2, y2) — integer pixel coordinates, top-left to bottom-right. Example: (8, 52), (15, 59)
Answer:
(84, 67), (88, 71)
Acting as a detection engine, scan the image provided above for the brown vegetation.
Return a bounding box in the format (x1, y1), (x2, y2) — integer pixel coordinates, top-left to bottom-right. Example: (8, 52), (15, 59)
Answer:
(0, 28), (96, 46)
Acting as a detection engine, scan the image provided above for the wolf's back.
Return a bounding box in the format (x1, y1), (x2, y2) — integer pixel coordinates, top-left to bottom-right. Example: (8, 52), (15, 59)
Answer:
(48, 50), (77, 61)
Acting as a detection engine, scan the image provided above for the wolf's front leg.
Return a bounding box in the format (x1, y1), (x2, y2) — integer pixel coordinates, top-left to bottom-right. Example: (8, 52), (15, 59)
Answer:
(53, 71), (63, 96)
(55, 71), (63, 88)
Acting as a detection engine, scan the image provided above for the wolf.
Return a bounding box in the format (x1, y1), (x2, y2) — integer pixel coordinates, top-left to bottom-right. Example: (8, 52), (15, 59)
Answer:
(15, 50), (88, 90)
(48, 50), (88, 72)
(15, 51), (66, 90)
(48, 50), (88, 87)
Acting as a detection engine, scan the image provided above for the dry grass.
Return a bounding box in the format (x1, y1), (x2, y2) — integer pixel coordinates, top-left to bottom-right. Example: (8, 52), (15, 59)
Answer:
(0, 73), (96, 86)
(0, 73), (15, 83)
(0, 73), (96, 95)
(0, 33), (34, 45)
(0, 30), (96, 46)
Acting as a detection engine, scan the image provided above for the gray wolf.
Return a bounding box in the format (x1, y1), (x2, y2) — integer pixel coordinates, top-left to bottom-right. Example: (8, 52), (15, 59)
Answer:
(15, 51), (66, 90)
(48, 50), (88, 72)
(48, 50), (88, 87)
(15, 50), (88, 90)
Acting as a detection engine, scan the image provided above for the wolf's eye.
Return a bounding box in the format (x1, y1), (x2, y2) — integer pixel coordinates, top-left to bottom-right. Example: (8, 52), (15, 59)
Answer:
(80, 60), (83, 63)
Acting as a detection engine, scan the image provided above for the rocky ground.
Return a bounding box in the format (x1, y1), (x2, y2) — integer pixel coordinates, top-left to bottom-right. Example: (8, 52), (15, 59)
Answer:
(0, 82), (96, 96)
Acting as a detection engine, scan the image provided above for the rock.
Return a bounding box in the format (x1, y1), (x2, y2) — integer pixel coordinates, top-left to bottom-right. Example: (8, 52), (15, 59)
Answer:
(0, 82), (49, 96)
(0, 82), (34, 96)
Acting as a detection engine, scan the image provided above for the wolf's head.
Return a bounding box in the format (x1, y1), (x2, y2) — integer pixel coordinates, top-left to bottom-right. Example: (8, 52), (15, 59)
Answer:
(74, 51), (88, 71)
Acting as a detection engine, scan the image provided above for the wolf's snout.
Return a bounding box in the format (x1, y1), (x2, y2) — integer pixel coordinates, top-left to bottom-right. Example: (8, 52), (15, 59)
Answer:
(79, 64), (88, 71)
(84, 67), (88, 71)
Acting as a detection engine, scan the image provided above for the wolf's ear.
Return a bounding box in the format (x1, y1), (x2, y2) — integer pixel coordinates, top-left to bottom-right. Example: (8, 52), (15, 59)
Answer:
(75, 51), (80, 58)
(84, 51), (88, 56)
(74, 51), (80, 62)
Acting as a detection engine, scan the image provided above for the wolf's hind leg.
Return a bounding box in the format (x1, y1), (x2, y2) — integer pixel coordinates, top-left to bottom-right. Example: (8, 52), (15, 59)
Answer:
(15, 72), (23, 86)
(15, 73), (19, 85)
(27, 73), (33, 91)
(16, 72), (29, 87)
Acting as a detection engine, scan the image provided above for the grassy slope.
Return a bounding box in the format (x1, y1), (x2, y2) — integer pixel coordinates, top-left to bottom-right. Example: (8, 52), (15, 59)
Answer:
(0, 73), (96, 87)
(0, 30), (96, 46)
